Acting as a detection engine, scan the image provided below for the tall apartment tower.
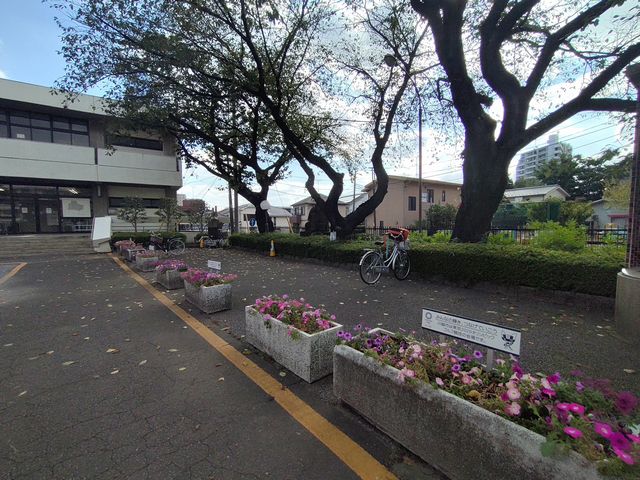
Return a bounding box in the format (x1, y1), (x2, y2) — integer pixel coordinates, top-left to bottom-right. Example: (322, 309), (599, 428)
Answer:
(515, 134), (572, 182)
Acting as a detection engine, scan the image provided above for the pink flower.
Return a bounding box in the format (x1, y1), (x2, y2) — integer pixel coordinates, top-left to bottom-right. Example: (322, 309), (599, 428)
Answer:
(612, 447), (635, 465)
(461, 374), (472, 385)
(556, 403), (571, 412)
(435, 377), (444, 387)
(504, 402), (521, 416)
(398, 368), (416, 383)
(628, 434), (640, 444)
(568, 403), (585, 415)
(575, 381), (585, 392)
(541, 388), (556, 397)
(563, 427), (583, 439)
(593, 423), (613, 439)
(506, 388), (521, 401)
(547, 372), (561, 384)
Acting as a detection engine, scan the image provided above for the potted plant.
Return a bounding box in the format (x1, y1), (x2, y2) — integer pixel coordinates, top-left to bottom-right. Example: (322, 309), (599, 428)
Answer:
(181, 268), (237, 313)
(122, 243), (145, 262)
(134, 250), (160, 272)
(154, 259), (188, 290)
(245, 295), (342, 383)
(114, 239), (136, 256)
(334, 328), (639, 480)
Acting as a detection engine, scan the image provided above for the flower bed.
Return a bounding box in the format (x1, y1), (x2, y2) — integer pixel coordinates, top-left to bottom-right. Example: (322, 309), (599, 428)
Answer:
(334, 329), (639, 479)
(181, 268), (236, 313)
(245, 295), (342, 382)
(135, 250), (160, 272)
(154, 260), (188, 290)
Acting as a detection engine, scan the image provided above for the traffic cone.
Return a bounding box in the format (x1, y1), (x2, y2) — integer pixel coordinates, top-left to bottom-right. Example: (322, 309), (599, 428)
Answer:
(270, 240), (276, 257)
(199, 237), (205, 249)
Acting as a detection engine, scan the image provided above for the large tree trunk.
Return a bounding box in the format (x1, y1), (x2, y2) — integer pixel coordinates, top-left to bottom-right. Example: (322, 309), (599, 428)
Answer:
(253, 205), (274, 233)
(452, 135), (511, 242)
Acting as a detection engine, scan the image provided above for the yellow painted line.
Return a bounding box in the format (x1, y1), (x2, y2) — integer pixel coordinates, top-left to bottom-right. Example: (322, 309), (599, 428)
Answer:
(110, 254), (396, 480)
(0, 262), (27, 286)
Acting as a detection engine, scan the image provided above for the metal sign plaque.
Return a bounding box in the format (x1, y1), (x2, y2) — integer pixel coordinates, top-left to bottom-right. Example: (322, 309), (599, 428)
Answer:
(207, 260), (221, 270)
(422, 308), (521, 356)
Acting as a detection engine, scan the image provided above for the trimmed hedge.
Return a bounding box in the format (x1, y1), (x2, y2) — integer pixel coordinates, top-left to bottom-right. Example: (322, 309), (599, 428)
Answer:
(229, 233), (623, 297)
(110, 231), (187, 247)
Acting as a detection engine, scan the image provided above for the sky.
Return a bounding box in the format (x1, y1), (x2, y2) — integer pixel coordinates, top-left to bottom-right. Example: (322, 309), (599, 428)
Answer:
(0, 0), (634, 212)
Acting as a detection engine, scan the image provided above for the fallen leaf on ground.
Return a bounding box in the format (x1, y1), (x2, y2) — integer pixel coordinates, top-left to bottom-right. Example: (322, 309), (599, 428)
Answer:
(215, 363), (222, 367)
(179, 367), (186, 371)
(279, 372), (287, 377)
(62, 361), (75, 366)
(110, 369), (119, 375)
(218, 377), (224, 382)
(138, 360), (147, 365)
(624, 369), (636, 374)
(106, 348), (119, 354)
(168, 349), (179, 352)
(18, 391), (27, 397)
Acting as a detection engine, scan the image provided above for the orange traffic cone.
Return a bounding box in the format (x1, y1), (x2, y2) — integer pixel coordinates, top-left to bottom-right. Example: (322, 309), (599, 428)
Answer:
(270, 240), (276, 257)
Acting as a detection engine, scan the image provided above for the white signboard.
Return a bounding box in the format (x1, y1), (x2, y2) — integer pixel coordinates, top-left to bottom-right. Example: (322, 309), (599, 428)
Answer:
(61, 197), (91, 218)
(421, 192), (428, 203)
(422, 308), (521, 355)
(207, 260), (221, 271)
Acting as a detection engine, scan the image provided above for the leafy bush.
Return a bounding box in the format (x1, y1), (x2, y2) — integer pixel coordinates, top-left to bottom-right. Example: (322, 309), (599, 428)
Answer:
(414, 204), (457, 232)
(230, 233), (622, 297)
(110, 231), (187, 247)
(410, 231), (451, 244)
(526, 200), (593, 225)
(486, 232), (517, 245)
(529, 221), (587, 252)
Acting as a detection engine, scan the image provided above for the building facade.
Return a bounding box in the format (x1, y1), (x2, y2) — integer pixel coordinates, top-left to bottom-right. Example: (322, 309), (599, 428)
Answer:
(290, 195), (349, 230)
(0, 79), (182, 234)
(362, 176), (462, 229)
(515, 134), (572, 182)
(503, 185), (570, 203)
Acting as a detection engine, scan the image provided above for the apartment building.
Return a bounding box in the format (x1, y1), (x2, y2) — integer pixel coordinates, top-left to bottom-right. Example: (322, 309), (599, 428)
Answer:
(363, 176), (462, 229)
(515, 134), (572, 182)
(0, 79), (182, 234)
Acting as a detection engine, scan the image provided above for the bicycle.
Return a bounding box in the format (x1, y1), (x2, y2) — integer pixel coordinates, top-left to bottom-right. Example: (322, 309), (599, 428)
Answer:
(148, 231), (186, 255)
(359, 228), (411, 284)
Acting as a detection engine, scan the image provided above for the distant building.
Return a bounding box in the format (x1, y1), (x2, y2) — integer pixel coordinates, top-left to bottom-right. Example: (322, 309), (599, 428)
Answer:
(218, 204), (292, 232)
(362, 176), (462, 229)
(176, 193), (186, 206)
(590, 199), (629, 229)
(343, 192), (369, 215)
(504, 185), (570, 203)
(181, 198), (206, 212)
(290, 194), (349, 230)
(515, 134), (572, 182)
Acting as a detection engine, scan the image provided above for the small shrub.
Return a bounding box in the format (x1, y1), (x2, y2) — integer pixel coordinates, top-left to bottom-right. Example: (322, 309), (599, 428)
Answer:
(529, 221), (587, 252)
(486, 232), (516, 246)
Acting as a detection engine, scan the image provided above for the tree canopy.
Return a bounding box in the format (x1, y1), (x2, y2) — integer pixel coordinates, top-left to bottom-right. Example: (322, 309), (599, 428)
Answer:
(410, 0), (639, 241)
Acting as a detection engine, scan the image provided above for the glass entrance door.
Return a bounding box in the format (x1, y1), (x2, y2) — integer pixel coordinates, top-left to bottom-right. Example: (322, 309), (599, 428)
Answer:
(37, 198), (60, 233)
(13, 197), (37, 233)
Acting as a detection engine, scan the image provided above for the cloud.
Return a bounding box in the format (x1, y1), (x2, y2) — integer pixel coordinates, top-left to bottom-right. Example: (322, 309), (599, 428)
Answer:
(0, 69), (7, 79)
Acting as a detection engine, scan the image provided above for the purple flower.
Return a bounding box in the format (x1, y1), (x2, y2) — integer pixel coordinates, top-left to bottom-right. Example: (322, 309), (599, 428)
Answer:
(575, 381), (585, 392)
(615, 391), (639, 416)
(354, 324), (362, 331)
(609, 432), (631, 452)
(343, 332), (353, 342)
(512, 363), (523, 378)
(541, 388), (556, 398)
(504, 402), (521, 416)
(546, 372), (561, 385)
(451, 364), (461, 373)
(613, 447), (635, 465)
(473, 350), (483, 359)
(568, 403), (585, 415)
(563, 427), (582, 439)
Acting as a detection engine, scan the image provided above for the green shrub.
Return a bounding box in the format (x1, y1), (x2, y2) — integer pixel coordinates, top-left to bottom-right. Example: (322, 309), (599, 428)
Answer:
(486, 232), (517, 246)
(409, 231), (451, 244)
(229, 233), (622, 297)
(528, 221), (587, 252)
(110, 231), (186, 247)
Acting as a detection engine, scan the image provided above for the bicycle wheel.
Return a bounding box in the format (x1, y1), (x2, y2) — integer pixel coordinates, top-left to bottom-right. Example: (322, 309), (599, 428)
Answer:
(359, 251), (383, 285)
(392, 249), (410, 280)
(167, 238), (186, 255)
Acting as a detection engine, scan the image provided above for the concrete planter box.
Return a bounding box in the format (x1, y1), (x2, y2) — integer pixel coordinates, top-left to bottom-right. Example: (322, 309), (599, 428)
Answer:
(135, 255), (159, 272)
(245, 306), (342, 383)
(333, 343), (604, 480)
(155, 268), (184, 290)
(123, 247), (145, 262)
(184, 282), (232, 314)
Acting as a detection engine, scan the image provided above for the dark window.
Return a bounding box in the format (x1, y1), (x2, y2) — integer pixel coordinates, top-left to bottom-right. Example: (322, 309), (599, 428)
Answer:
(32, 128), (52, 143)
(52, 117), (70, 130)
(71, 121), (88, 133)
(408, 196), (416, 211)
(59, 186), (92, 197)
(53, 131), (71, 145)
(441, 190), (446, 202)
(379, 220), (384, 229)
(72, 133), (89, 146)
(108, 197), (161, 209)
(10, 111), (30, 126)
(426, 189), (434, 203)
(0, 125), (7, 138)
(108, 134), (163, 151)
(11, 125), (31, 140)
(31, 113), (51, 129)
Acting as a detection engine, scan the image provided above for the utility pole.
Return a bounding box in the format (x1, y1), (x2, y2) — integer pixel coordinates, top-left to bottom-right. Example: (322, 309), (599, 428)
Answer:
(228, 181), (234, 233)
(417, 89), (423, 233)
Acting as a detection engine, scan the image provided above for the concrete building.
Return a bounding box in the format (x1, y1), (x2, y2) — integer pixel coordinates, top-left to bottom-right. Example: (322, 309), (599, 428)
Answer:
(0, 78), (181, 234)
(515, 134), (572, 182)
(504, 185), (569, 203)
(362, 176), (462, 229)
